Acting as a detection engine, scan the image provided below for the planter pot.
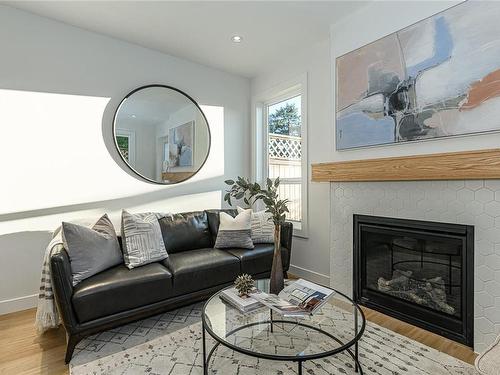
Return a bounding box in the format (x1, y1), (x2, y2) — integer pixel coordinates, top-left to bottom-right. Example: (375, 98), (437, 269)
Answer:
(269, 224), (284, 295)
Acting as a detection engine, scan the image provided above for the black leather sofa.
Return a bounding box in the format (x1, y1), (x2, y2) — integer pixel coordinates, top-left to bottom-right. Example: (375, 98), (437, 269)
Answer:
(50, 209), (293, 363)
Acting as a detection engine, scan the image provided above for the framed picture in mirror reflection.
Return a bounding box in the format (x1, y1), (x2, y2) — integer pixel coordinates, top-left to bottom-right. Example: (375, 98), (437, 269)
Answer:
(168, 121), (194, 168)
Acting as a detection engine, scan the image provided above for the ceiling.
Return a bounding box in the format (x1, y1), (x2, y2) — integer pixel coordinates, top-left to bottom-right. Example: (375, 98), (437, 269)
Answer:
(4, 1), (368, 78)
(117, 86), (194, 126)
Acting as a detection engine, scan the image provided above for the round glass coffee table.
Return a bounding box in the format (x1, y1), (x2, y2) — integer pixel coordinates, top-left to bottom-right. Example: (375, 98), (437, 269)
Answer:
(202, 279), (365, 374)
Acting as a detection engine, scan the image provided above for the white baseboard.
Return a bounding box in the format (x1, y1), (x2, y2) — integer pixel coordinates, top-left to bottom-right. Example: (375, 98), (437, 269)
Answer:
(288, 265), (330, 286)
(0, 294), (38, 315)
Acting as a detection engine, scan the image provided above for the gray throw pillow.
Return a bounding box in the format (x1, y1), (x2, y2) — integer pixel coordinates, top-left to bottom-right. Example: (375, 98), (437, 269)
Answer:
(214, 210), (254, 249)
(121, 210), (168, 269)
(61, 214), (123, 286)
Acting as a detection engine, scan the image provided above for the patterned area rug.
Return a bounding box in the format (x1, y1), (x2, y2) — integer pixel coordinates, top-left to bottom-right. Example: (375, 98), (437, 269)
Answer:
(70, 302), (476, 375)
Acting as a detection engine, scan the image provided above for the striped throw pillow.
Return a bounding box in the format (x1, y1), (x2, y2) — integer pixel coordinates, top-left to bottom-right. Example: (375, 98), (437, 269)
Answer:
(214, 210), (254, 249)
(121, 210), (168, 269)
(237, 207), (275, 244)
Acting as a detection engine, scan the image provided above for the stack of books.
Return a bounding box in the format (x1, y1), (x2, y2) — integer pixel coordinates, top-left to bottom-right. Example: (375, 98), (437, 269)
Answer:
(251, 279), (335, 317)
(219, 287), (263, 313)
(220, 279), (335, 317)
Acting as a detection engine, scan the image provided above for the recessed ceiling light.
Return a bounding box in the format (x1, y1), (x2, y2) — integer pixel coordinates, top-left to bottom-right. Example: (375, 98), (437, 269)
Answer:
(231, 35), (243, 43)
(131, 114), (136, 118)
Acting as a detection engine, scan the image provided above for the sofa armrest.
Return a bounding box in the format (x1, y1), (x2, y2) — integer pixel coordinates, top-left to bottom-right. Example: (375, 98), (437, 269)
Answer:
(280, 222), (293, 270)
(50, 246), (78, 332)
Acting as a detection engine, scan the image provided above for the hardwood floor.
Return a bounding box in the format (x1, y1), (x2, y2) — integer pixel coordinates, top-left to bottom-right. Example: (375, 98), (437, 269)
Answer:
(0, 305), (477, 375)
(0, 309), (67, 375)
(362, 306), (477, 365)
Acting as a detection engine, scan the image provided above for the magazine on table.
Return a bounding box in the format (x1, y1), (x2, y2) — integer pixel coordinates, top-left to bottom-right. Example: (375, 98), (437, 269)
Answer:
(251, 279), (335, 317)
(219, 287), (263, 313)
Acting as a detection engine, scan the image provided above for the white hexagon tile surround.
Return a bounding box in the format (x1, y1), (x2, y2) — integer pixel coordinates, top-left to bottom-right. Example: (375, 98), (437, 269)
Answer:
(330, 179), (500, 352)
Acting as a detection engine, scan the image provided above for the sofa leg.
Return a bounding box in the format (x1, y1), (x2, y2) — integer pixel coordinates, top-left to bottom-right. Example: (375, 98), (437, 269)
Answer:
(65, 335), (79, 364)
(284, 271), (288, 279)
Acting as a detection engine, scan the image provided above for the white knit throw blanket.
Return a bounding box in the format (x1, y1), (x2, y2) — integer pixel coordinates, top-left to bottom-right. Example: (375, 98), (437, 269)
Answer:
(35, 227), (64, 333)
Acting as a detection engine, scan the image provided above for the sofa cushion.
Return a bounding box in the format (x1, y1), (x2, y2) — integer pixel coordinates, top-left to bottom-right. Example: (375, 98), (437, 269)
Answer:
(72, 263), (173, 323)
(162, 248), (240, 296)
(226, 244), (290, 275)
(158, 211), (212, 254)
(206, 209), (237, 244)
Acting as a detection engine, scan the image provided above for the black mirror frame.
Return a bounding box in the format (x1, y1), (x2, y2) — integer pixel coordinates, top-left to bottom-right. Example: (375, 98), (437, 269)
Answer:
(112, 84), (211, 185)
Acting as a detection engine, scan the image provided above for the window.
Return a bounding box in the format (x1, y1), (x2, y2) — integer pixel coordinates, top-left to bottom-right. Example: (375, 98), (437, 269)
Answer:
(253, 75), (308, 237)
(116, 130), (136, 167)
(267, 95), (302, 223)
(116, 135), (130, 160)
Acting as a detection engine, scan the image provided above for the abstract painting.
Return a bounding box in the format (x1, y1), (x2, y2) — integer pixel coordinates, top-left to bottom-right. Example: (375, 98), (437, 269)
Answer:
(169, 121), (194, 167)
(336, 1), (500, 150)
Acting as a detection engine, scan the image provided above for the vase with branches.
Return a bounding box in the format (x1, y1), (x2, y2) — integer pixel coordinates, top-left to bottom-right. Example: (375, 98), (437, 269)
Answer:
(224, 176), (289, 294)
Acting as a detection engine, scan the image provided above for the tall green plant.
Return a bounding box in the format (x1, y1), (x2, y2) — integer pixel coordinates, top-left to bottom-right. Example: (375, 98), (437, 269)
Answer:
(225, 176), (288, 294)
(223, 177), (289, 225)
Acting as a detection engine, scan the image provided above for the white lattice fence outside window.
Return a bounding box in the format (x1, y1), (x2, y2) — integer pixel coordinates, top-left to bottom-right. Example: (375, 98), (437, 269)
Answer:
(269, 134), (301, 160)
(119, 148), (129, 161)
(268, 134), (302, 222)
(278, 183), (301, 222)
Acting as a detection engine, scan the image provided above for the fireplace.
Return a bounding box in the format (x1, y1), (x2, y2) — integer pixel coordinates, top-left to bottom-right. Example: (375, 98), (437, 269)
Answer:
(353, 215), (474, 347)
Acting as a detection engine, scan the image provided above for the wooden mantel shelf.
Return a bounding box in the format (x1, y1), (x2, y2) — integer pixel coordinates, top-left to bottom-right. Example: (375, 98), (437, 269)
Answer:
(311, 149), (500, 182)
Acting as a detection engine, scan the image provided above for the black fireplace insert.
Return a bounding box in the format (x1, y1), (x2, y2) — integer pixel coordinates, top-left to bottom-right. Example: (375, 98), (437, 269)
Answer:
(353, 215), (474, 347)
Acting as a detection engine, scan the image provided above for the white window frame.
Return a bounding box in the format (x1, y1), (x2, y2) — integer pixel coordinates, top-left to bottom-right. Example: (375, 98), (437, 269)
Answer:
(251, 73), (308, 238)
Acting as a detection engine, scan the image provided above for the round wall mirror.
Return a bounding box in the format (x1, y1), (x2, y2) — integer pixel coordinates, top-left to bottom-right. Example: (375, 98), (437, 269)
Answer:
(113, 85), (210, 184)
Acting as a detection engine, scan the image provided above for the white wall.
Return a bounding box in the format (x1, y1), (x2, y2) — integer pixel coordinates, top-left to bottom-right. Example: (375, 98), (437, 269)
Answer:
(251, 39), (332, 285)
(0, 5), (250, 314)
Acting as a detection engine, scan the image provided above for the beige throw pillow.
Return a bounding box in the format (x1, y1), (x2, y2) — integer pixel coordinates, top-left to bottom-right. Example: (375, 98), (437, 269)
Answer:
(237, 206), (275, 244)
(214, 210), (254, 249)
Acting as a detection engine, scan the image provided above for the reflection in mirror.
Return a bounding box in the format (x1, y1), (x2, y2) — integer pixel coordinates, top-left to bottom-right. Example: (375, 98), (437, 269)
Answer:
(113, 85), (210, 184)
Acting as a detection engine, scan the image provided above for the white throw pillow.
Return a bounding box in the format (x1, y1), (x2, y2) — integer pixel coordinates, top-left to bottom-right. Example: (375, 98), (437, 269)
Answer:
(121, 210), (168, 269)
(237, 206), (275, 244)
(214, 210), (254, 249)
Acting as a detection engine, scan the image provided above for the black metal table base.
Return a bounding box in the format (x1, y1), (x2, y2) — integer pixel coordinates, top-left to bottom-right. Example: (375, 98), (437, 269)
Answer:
(201, 318), (363, 375)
